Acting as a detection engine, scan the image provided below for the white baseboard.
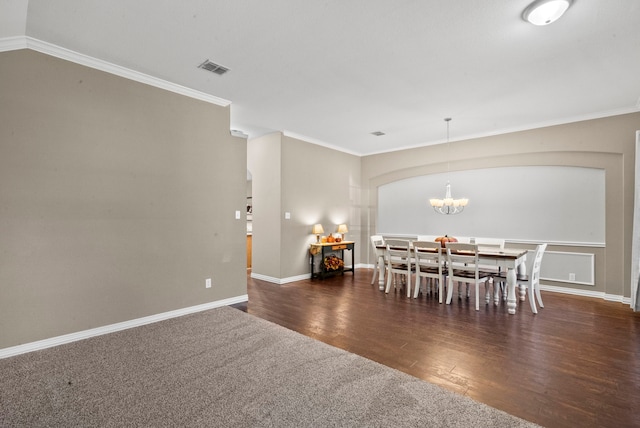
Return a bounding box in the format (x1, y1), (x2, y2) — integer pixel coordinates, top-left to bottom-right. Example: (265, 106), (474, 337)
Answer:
(250, 272), (310, 284)
(0, 295), (248, 359)
(252, 265), (371, 285)
(539, 284), (630, 306)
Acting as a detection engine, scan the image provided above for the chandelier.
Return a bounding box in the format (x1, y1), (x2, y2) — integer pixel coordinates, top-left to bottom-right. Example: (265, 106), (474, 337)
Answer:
(429, 118), (469, 215)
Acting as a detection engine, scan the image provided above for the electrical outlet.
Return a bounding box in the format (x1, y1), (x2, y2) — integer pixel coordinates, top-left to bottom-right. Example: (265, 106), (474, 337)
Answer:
(206, 278), (212, 288)
(569, 273), (576, 281)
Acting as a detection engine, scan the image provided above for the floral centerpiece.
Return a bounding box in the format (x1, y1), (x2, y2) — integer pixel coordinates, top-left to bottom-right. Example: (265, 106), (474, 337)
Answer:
(323, 255), (344, 272)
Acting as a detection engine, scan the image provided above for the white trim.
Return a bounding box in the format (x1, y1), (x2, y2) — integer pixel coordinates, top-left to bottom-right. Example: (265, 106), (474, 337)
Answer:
(251, 272), (310, 284)
(0, 295), (248, 359)
(505, 239), (605, 248)
(251, 266), (370, 284)
(282, 130), (360, 156)
(632, 130), (640, 310)
(365, 106), (640, 157)
(0, 36), (27, 51)
(376, 234), (605, 248)
(538, 250), (595, 286)
(539, 284), (631, 304)
(0, 36), (231, 107)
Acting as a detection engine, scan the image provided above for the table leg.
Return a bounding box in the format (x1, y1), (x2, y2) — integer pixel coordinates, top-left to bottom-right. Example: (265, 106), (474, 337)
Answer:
(517, 262), (527, 301)
(507, 267), (518, 314)
(377, 255), (385, 290)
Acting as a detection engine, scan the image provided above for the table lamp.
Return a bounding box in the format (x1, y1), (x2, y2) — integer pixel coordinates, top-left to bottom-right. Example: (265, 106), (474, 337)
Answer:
(337, 224), (348, 240)
(312, 224), (324, 243)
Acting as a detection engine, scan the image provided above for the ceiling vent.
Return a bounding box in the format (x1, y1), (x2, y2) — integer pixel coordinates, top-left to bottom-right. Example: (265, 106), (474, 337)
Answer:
(198, 59), (229, 75)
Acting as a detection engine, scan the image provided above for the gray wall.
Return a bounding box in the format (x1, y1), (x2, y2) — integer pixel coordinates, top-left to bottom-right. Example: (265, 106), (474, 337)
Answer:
(361, 113), (640, 298)
(0, 50), (247, 348)
(378, 165), (606, 244)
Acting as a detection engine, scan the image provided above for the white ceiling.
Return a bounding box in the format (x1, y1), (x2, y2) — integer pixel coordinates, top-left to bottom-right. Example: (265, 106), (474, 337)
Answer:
(2, 0), (640, 155)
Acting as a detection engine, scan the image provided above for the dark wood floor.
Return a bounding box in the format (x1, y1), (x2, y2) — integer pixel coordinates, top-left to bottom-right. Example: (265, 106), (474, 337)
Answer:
(236, 269), (640, 428)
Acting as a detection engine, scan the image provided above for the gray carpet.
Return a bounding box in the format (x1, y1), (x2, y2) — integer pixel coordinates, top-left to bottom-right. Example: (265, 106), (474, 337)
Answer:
(0, 306), (540, 427)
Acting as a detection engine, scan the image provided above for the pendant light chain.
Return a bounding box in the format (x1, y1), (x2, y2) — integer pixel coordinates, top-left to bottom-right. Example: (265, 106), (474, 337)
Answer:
(429, 117), (469, 215)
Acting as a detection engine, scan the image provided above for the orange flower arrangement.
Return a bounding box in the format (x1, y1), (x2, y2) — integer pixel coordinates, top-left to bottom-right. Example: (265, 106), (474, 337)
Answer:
(323, 255), (344, 271)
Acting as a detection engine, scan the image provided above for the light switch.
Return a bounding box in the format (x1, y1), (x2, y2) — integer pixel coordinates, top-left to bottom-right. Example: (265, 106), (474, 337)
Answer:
(235, 210), (241, 219)
(285, 212), (291, 220)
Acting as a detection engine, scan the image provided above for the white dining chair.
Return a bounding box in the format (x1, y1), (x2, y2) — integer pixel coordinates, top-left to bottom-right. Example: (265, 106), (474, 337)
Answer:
(474, 237), (505, 249)
(385, 239), (414, 297)
(444, 242), (493, 311)
(475, 238), (506, 303)
(494, 243), (547, 313)
(413, 241), (446, 302)
(370, 235), (386, 288)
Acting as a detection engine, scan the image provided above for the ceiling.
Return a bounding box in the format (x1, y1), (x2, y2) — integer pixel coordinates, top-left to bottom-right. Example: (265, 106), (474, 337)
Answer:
(2, 1), (640, 156)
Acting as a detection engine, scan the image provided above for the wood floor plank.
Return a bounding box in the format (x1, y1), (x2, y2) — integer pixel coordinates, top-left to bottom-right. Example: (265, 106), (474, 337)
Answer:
(238, 269), (640, 428)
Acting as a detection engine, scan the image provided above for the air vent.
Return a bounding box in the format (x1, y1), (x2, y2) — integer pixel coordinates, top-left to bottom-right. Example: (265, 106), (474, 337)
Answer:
(371, 131), (385, 136)
(198, 59), (229, 75)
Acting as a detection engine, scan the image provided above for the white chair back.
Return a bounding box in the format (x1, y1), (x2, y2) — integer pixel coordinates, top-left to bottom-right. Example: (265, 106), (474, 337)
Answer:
(385, 239), (413, 297)
(370, 235), (384, 253)
(413, 241), (445, 301)
(444, 242), (492, 310)
(475, 237), (505, 249)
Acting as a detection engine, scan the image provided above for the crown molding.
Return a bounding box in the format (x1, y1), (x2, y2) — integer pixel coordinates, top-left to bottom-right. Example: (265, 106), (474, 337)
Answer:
(282, 130), (361, 156)
(0, 36), (231, 107)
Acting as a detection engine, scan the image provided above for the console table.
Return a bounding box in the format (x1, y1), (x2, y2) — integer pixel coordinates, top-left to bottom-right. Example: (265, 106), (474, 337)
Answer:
(309, 241), (355, 279)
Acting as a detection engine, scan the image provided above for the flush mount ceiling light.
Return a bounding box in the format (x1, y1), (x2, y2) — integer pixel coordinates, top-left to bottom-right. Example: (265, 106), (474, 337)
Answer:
(523, 0), (573, 26)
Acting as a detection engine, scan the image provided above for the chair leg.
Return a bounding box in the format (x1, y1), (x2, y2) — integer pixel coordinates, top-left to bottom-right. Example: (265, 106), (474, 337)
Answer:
(475, 282), (480, 311)
(485, 278), (493, 305)
(413, 276), (421, 298)
(528, 284), (538, 314)
(406, 271), (411, 298)
(535, 284), (545, 309)
(385, 269), (392, 294)
(446, 278), (454, 304)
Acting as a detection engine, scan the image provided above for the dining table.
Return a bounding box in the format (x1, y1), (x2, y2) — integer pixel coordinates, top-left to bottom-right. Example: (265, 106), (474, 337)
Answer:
(375, 243), (529, 315)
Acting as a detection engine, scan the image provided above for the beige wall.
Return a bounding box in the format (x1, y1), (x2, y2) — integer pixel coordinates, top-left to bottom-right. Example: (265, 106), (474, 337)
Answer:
(361, 113), (640, 298)
(247, 133), (282, 278)
(4, 48), (636, 350)
(248, 133), (361, 281)
(0, 50), (248, 348)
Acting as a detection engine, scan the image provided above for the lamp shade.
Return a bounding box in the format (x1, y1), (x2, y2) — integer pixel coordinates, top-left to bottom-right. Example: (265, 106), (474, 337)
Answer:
(337, 224), (348, 234)
(312, 224), (324, 235)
